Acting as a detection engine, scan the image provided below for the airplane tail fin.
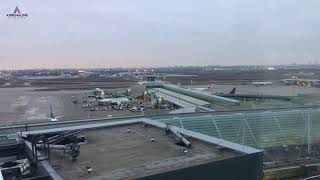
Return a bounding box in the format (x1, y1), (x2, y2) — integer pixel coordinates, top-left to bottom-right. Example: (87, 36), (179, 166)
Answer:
(229, 87), (236, 95)
(207, 82), (213, 90)
(50, 105), (55, 119)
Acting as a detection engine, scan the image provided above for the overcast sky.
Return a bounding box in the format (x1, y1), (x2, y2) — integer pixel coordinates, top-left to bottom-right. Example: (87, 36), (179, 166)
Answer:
(1, 0), (320, 69)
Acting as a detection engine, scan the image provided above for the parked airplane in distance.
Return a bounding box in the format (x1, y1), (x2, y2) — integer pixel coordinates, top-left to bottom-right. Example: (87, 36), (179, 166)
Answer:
(192, 82), (236, 95)
(252, 81), (273, 86)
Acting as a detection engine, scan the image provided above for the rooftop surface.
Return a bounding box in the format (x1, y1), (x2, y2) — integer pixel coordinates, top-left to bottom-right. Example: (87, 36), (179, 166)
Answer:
(50, 124), (239, 180)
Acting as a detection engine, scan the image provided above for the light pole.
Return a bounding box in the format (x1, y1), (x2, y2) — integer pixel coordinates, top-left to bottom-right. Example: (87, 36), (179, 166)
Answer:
(158, 98), (162, 110)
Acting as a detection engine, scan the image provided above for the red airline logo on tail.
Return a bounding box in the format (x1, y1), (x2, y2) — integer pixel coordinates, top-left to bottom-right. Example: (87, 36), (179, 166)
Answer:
(229, 87), (236, 95)
(207, 82), (214, 91)
(207, 82), (212, 90)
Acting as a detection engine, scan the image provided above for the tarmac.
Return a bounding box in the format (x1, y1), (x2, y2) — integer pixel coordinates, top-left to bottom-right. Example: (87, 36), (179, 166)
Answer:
(0, 87), (141, 126)
(1, 83), (320, 126)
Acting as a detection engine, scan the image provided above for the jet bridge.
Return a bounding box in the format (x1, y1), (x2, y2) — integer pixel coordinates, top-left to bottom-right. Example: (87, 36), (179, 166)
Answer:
(162, 84), (240, 105)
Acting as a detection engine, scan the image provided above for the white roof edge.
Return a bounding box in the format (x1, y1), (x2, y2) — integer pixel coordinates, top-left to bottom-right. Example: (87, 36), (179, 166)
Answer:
(141, 119), (262, 154)
(21, 117), (261, 155)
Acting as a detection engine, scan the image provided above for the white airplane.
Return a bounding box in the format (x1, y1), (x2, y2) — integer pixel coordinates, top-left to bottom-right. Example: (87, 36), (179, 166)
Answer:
(48, 105), (63, 122)
(192, 82), (235, 95)
(192, 82), (215, 91)
(252, 82), (273, 86)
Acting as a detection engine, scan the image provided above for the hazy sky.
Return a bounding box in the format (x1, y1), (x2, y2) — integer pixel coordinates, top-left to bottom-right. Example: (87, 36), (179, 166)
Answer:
(1, 0), (320, 69)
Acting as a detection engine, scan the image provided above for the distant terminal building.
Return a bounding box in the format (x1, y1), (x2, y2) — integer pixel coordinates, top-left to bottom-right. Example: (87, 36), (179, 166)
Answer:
(138, 75), (163, 88)
(143, 75), (157, 82)
(77, 70), (90, 77)
(116, 72), (134, 77)
(116, 69), (155, 78)
(116, 71), (148, 77)
(0, 73), (12, 80)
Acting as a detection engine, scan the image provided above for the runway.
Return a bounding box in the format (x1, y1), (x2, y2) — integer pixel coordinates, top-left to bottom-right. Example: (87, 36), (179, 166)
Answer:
(0, 87), (139, 126)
